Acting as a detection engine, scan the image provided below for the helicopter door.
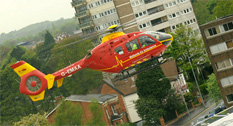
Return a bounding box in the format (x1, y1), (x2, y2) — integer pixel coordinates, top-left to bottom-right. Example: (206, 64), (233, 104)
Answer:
(123, 39), (144, 67)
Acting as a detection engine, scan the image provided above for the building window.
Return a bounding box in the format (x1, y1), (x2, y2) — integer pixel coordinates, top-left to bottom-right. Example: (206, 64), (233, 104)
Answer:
(89, 3), (94, 8)
(135, 11), (147, 18)
(215, 59), (232, 70)
(221, 75), (233, 87)
(223, 22), (233, 31)
(210, 42), (227, 54)
(139, 22), (150, 29)
(111, 105), (118, 115)
(208, 27), (217, 36)
(131, 0), (143, 7)
(144, 0), (156, 4)
(151, 18), (162, 26)
(226, 94), (233, 103)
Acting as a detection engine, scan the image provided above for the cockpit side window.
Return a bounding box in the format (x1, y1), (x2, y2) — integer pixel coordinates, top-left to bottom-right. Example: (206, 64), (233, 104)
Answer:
(139, 35), (156, 47)
(86, 52), (92, 59)
(125, 39), (140, 52)
(115, 46), (124, 55)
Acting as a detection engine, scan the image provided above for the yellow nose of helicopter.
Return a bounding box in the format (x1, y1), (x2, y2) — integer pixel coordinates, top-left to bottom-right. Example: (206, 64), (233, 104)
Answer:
(160, 34), (173, 47)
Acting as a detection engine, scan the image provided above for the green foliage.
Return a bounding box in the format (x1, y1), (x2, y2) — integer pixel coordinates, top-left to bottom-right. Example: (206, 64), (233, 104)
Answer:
(135, 97), (165, 125)
(0, 18), (78, 46)
(88, 99), (105, 126)
(13, 113), (49, 126)
(46, 36), (103, 95)
(184, 92), (194, 102)
(10, 46), (26, 60)
(200, 83), (208, 96)
(206, 73), (222, 103)
(192, 0), (215, 25)
(136, 63), (171, 100)
(0, 61), (38, 125)
(55, 100), (83, 125)
(135, 62), (171, 124)
(164, 25), (207, 72)
(36, 31), (55, 63)
(213, 0), (233, 18)
(164, 89), (182, 111)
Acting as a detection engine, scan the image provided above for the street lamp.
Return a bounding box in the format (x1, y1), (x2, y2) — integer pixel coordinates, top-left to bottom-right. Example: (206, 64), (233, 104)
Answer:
(187, 56), (206, 108)
(159, 75), (191, 118)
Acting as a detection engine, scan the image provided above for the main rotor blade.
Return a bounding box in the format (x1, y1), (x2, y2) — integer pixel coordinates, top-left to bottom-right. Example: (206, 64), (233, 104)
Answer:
(53, 14), (157, 49)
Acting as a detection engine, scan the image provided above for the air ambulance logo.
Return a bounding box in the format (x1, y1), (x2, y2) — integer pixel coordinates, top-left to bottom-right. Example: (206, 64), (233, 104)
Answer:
(18, 68), (27, 74)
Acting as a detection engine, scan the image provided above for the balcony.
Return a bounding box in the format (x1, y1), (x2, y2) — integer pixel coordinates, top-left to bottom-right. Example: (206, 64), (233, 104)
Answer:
(151, 17), (168, 26)
(71, 0), (86, 7)
(75, 10), (89, 18)
(79, 22), (94, 29)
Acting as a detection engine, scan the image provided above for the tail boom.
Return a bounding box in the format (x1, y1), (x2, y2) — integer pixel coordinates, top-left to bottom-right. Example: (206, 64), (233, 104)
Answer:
(10, 59), (86, 101)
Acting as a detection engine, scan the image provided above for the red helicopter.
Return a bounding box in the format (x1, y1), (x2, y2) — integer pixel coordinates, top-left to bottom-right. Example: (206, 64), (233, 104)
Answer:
(11, 25), (173, 101)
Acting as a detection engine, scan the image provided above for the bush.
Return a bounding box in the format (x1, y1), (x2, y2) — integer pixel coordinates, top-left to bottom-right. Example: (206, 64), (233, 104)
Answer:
(200, 83), (208, 95)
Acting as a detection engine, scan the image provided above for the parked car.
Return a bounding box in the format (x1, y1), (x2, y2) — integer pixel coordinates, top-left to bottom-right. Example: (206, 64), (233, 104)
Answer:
(218, 101), (226, 110)
(209, 106), (222, 117)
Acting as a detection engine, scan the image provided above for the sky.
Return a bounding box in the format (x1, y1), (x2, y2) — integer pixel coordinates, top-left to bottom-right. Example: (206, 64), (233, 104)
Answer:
(0, 0), (75, 34)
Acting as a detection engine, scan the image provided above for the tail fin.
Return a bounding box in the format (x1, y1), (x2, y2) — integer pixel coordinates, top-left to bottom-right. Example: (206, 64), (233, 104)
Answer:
(10, 61), (55, 101)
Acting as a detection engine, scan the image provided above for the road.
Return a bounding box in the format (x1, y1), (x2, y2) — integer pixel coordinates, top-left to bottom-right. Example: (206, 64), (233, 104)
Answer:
(170, 99), (219, 126)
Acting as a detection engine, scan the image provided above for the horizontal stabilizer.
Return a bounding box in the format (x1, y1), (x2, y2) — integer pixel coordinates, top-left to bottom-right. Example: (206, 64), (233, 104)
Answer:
(29, 91), (45, 101)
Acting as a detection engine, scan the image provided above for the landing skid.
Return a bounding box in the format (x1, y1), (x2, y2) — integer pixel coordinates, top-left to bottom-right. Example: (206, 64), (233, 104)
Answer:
(113, 56), (167, 82)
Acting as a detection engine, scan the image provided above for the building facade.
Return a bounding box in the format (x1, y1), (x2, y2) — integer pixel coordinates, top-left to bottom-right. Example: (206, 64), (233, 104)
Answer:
(199, 15), (233, 108)
(71, 0), (200, 44)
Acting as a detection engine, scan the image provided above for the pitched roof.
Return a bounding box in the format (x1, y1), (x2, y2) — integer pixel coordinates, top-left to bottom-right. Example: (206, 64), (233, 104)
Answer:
(160, 58), (178, 81)
(102, 75), (137, 96)
(65, 94), (118, 103)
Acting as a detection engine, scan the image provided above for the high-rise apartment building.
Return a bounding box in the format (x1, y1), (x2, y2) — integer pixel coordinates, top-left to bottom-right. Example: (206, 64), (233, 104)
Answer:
(114, 0), (199, 33)
(200, 15), (233, 108)
(71, 0), (199, 43)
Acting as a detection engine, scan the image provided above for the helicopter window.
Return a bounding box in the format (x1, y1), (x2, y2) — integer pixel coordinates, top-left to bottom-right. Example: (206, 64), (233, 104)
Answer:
(86, 52), (92, 59)
(139, 35), (156, 47)
(125, 39), (140, 52)
(115, 46), (124, 55)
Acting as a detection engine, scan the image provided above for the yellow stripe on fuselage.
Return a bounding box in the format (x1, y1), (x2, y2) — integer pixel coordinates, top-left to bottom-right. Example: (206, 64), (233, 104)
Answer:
(13, 63), (36, 77)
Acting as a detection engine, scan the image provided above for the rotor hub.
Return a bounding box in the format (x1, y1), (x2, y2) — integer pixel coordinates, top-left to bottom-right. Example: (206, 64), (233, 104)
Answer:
(30, 81), (37, 87)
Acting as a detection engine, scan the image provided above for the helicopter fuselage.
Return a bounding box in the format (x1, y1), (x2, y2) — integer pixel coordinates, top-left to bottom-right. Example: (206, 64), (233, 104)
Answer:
(85, 31), (173, 73)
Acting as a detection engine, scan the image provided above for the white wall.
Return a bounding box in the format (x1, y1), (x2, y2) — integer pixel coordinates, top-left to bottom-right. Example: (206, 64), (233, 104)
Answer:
(123, 93), (141, 122)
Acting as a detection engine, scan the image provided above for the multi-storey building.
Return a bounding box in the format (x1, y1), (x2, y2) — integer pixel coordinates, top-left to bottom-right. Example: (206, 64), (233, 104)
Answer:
(71, 0), (199, 44)
(199, 15), (233, 108)
(46, 94), (129, 125)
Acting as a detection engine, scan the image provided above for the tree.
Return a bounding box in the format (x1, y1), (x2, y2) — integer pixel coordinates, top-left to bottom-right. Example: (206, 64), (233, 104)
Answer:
(135, 62), (171, 125)
(135, 97), (165, 125)
(206, 73), (222, 103)
(55, 100), (83, 125)
(10, 46), (26, 60)
(0, 60), (38, 125)
(136, 63), (171, 100)
(13, 113), (49, 126)
(213, 0), (233, 18)
(165, 25), (207, 72)
(88, 99), (105, 126)
(45, 36), (103, 95)
(36, 30), (55, 63)
(192, 0), (215, 25)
